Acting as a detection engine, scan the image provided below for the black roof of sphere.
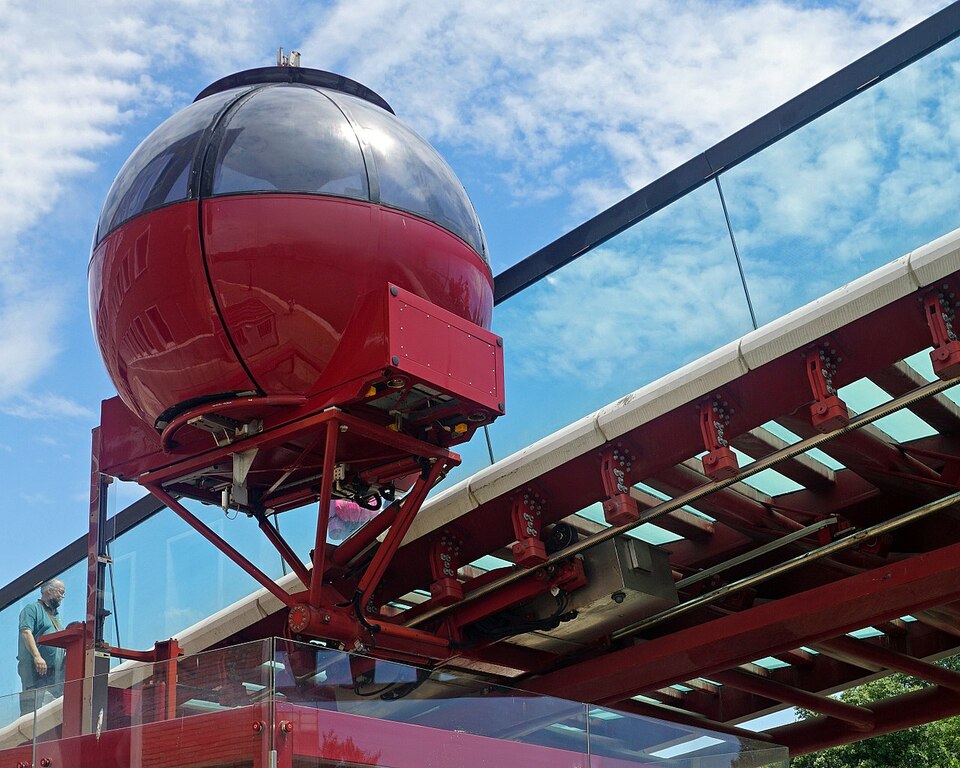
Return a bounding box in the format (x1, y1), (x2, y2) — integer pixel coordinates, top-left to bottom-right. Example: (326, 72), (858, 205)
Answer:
(195, 66), (395, 114)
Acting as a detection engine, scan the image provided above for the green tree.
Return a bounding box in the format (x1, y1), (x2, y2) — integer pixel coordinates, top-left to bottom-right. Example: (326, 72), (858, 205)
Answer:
(790, 657), (960, 768)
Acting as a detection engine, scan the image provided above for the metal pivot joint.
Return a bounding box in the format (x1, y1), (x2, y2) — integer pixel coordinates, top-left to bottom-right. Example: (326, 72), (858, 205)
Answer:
(699, 396), (738, 480)
(600, 444), (639, 525)
(806, 343), (848, 433)
(429, 528), (465, 605)
(925, 285), (960, 379)
(511, 487), (548, 567)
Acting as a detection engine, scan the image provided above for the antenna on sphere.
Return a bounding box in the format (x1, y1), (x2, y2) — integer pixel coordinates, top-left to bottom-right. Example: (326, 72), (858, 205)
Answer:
(276, 48), (301, 67)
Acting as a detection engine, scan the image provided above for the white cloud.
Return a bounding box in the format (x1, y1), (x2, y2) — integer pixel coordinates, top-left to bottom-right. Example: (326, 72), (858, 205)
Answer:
(303, 0), (949, 215)
(21, 492), (53, 506)
(0, 0), (273, 404)
(0, 393), (96, 420)
(499, 185), (788, 387)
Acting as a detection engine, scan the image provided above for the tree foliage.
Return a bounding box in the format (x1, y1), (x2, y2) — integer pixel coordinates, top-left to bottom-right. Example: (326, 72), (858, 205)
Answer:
(790, 656), (960, 768)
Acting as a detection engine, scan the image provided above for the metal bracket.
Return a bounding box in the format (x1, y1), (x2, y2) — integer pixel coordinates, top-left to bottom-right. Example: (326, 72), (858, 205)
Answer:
(925, 285), (960, 379)
(805, 343), (848, 433)
(600, 444), (639, 525)
(429, 528), (465, 606)
(187, 413), (263, 447)
(511, 486), (548, 568)
(699, 395), (739, 480)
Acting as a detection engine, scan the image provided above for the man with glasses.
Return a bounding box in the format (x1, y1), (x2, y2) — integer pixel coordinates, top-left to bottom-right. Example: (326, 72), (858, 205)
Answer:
(17, 580), (66, 716)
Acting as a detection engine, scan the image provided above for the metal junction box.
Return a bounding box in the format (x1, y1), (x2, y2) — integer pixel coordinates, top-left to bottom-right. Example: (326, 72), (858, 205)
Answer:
(517, 536), (678, 653)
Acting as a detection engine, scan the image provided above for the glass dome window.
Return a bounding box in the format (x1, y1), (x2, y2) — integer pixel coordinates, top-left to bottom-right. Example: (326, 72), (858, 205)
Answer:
(97, 87), (247, 241)
(332, 92), (487, 259)
(212, 86), (369, 200)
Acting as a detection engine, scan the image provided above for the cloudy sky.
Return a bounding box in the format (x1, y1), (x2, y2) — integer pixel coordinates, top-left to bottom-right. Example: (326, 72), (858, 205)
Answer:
(0, 0), (952, 595)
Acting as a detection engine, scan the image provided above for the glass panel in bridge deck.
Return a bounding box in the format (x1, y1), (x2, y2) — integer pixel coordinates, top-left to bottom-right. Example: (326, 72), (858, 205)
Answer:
(452, 180), (753, 483)
(719, 35), (960, 327)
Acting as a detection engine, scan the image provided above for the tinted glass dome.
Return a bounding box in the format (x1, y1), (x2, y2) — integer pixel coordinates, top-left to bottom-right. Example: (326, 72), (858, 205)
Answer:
(96, 68), (487, 260)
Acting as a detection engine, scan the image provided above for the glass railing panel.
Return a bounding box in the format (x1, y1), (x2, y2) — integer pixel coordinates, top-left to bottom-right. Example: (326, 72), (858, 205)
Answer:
(719, 35), (960, 327)
(0, 686), (39, 757)
(0, 640), (791, 767)
(1, 641), (275, 767)
(273, 638), (589, 766)
(587, 705), (788, 767)
(453, 180), (752, 483)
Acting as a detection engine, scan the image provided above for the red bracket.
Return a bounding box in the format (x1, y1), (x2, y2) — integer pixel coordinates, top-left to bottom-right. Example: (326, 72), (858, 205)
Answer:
(925, 286), (960, 379)
(806, 344), (848, 433)
(429, 528), (465, 606)
(600, 444), (639, 525)
(699, 396), (738, 480)
(511, 487), (548, 567)
(555, 557), (589, 593)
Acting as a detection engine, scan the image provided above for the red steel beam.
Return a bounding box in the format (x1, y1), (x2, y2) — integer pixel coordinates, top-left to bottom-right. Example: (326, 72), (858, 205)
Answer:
(614, 699), (778, 743)
(779, 415), (941, 488)
(523, 539), (960, 703)
(708, 669), (874, 731)
(773, 684), (960, 755)
(630, 488), (715, 540)
(731, 429), (836, 491)
(666, 621), (960, 726)
(648, 464), (774, 531)
(146, 484), (296, 608)
(868, 362), (960, 437)
(814, 634), (960, 692)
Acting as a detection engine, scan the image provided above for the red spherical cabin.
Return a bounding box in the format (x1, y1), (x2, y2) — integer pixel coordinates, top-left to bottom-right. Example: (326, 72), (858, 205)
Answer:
(89, 67), (493, 431)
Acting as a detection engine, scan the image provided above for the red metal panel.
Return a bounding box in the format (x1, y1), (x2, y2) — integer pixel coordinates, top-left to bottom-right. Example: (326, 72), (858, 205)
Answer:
(90, 202), (257, 425)
(389, 286), (504, 413)
(202, 195), (494, 398)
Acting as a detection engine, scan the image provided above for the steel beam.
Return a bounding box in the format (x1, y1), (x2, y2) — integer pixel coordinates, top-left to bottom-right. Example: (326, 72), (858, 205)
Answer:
(615, 698), (777, 743)
(711, 669), (874, 730)
(869, 362), (960, 436)
(814, 634), (960, 692)
(773, 684), (960, 756)
(732, 427), (836, 491)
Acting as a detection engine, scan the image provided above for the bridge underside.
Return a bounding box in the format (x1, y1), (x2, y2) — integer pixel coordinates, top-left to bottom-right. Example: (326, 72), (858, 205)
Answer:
(366, 230), (960, 756)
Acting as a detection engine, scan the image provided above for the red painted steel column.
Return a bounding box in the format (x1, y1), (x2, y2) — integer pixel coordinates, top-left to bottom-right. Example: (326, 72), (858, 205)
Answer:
(309, 422), (339, 606)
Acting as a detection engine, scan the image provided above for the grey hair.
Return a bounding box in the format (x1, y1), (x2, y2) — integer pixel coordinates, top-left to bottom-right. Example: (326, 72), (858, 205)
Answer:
(40, 579), (63, 594)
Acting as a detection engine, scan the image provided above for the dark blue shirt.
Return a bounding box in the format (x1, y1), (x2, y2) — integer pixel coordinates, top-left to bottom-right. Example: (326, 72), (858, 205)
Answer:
(17, 601), (65, 680)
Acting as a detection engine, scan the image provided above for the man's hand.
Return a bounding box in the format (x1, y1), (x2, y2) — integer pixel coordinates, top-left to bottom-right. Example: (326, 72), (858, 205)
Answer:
(33, 655), (47, 676)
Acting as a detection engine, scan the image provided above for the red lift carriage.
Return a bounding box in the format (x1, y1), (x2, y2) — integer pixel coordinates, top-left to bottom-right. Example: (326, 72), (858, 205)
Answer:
(86, 65), (509, 667)
(28, 63), (782, 768)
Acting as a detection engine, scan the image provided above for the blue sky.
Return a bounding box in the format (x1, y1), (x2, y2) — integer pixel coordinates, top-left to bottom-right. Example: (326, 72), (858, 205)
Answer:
(0, 0), (951, 592)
